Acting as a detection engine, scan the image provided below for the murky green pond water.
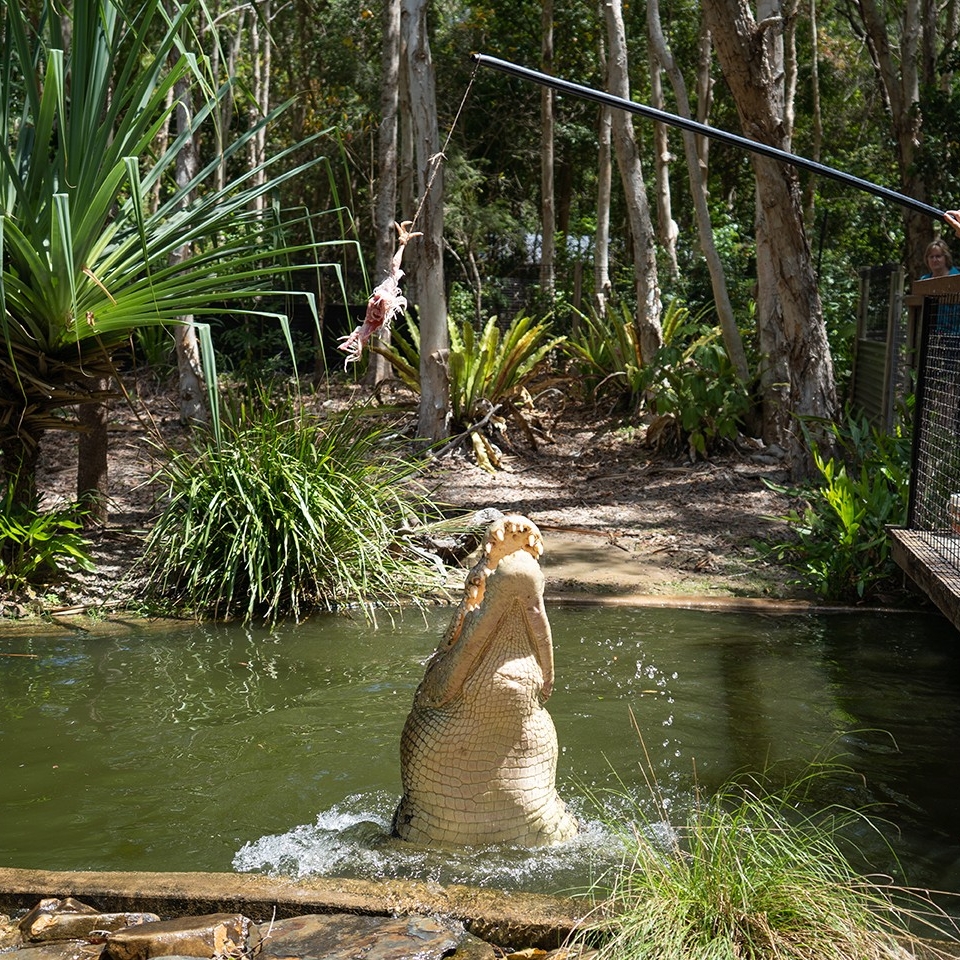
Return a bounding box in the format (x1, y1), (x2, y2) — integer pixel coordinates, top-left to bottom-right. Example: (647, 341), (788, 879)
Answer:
(1, 605), (958, 897)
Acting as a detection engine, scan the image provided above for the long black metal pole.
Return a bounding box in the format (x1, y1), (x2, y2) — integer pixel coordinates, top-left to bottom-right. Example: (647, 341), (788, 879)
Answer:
(472, 53), (947, 224)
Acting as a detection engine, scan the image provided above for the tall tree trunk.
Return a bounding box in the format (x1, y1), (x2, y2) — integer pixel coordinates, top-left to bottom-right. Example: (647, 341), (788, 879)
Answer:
(704, 0), (836, 476)
(172, 73), (209, 427)
(248, 0), (272, 212)
(855, 0), (930, 279)
(365, 0), (402, 388)
(696, 23), (714, 172)
(647, 0), (749, 382)
(602, 0), (662, 362)
(402, 0), (449, 443)
(595, 102), (613, 318)
(802, 0), (822, 228)
(594, 16), (613, 319)
(540, 0), (556, 297)
(649, 59), (679, 279)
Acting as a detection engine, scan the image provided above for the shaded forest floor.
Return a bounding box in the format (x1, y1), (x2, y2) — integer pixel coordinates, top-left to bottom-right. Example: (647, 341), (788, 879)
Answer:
(16, 374), (913, 618)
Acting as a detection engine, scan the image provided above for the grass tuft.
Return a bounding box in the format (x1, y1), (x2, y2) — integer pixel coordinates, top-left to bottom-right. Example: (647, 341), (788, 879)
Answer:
(139, 388), (446, 623)
(576, 718), (960, 960)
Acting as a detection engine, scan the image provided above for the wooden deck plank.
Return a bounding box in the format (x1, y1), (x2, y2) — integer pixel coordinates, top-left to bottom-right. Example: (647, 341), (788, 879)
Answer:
(890, 527), (960, 631)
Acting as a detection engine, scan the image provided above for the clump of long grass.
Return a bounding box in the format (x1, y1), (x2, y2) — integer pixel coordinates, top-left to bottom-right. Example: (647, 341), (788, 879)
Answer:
(576, 719), (960, 960)
(139, 389), (446, 623)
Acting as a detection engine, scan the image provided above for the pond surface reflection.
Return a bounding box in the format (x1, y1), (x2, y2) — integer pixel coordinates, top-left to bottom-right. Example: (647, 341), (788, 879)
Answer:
(1, 606), (958, 896)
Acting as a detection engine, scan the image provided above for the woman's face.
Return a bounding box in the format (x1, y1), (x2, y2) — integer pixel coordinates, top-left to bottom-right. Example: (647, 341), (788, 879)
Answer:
(927, 246), (950, 276)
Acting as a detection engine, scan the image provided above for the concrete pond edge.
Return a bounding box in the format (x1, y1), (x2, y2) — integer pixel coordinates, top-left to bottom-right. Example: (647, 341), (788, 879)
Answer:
(0, 867), (592, 950)
(3, 867), (960, 959)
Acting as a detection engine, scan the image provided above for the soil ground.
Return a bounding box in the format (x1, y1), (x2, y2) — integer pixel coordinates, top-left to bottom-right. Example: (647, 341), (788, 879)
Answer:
(20, 376), (821, 618)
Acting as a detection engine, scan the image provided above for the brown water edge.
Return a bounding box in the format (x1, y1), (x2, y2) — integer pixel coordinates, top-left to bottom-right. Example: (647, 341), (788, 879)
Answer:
(0, 867), (587, 950)
(13, 586), (918, 634)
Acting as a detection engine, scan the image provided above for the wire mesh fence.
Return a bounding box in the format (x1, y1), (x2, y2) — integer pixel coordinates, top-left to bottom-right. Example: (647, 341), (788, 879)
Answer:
(906, 279), (960, 575)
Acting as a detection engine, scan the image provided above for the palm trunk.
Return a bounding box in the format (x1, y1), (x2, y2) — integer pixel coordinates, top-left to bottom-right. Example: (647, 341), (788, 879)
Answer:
(77, 379), (110, 527)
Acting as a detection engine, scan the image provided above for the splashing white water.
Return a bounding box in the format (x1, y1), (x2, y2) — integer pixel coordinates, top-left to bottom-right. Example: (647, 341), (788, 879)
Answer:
(232, 792), (628, 894)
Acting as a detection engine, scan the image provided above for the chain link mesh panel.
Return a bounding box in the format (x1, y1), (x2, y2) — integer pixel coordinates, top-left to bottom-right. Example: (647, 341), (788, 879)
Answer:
(908, 285), (960, 573)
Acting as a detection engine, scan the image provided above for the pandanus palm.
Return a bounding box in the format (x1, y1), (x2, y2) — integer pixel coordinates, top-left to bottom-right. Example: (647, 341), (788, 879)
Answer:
(0, 0), (338, 508)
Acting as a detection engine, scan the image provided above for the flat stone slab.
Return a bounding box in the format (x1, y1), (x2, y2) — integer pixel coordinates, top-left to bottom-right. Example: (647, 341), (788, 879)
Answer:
(19, 898), (158, 943)
(102, 914), (255, 960)
(259, 913), (495, 960)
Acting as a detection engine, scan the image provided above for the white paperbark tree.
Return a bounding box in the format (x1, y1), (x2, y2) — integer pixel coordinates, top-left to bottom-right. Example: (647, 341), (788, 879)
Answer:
(365, 0), (402, 388)
(601, 0), (662, 362)
(646, 0), (748, 381)
(402, 0), (449, 442)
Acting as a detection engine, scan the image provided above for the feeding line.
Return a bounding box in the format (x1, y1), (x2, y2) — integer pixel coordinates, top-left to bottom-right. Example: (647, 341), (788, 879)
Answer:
(471, 53), (947, 224)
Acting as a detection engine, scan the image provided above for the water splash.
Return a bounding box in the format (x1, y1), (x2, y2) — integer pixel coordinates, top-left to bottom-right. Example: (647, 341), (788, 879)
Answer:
(232, 792), (628, 895)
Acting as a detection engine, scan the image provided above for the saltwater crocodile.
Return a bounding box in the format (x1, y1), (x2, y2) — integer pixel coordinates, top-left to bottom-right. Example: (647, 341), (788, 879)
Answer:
(392, 514), (579, 847)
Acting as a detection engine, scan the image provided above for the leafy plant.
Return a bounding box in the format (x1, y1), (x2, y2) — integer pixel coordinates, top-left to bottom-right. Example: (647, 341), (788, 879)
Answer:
(578, 727), (958, 960)
(0, 490), (94, 592)
(564, 300), (745, 449)
(139, 388), (445, 623)
(372, 311), (565, 470)
(759, 408), (911, 601)
(132, 326), (176, 376)
(0, 0), (350, 505)
(641, 317), (751, 459)
(564, 302), (645, 412)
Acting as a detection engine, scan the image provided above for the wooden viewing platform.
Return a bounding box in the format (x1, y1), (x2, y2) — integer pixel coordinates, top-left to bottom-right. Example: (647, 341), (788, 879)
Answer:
(891, 528), (960, 630)
(888, 276), (960, 635)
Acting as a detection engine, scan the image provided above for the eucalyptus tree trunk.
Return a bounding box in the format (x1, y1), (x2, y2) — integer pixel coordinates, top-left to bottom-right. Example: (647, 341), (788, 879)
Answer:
(649, 61), (679, 279)
(594, 18), (613, 319)
(602, 0), (662, 362)
(704, 0), (836, 476)
(646, 0), (748, 382)
(209, 2), (245, 194)
(402, 0), (449, 443)
(594, 102), (613, 318)
(802, 0), (822, 228)
(365, 0), (402, 388)
(696, 24), (714, 173)
(854, 0), (932, 279)
(540, 0), (556, 297)
(247, 0), (272, 213)
(172, 73), (209, 428)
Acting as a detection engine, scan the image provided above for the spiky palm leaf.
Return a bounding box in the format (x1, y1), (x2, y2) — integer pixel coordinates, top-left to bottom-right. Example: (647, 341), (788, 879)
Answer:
(0, 0), (350, 502)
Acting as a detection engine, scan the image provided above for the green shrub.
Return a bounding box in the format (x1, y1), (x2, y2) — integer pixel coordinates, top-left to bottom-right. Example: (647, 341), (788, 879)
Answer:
(564, 302), (645, 411)
(641, 316), (751, 459)
(759, 409), (910, 601)
(566, 300), (750, 457)
(139, 389), (445, 623)
(580, 742), (956, 960)
(373, 310), (564, 469)
(0, 489), (94, 592)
